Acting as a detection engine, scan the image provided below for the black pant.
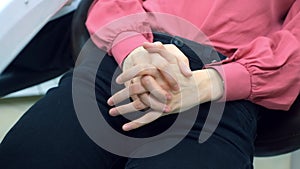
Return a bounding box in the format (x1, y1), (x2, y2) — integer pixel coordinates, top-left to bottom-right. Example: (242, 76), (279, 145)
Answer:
(0, 34), (259, 169)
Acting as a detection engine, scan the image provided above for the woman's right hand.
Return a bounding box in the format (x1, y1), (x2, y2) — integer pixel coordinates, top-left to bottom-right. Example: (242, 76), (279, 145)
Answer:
(109, 43), (224, 131)
(108, 42), (192, 113)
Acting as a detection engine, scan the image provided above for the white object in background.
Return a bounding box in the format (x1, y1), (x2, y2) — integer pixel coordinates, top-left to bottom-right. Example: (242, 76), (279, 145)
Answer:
(291, 150), (300, 169)
(4, 76), (61, 98)
(0, 0), (69, 73)
(50, 0), (81, 21)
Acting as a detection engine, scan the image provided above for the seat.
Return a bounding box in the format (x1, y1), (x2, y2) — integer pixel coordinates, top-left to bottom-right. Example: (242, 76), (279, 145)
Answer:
(0, 11), (74, 97)
(72, 0), (300, 157)
(255, 95), (300, 156)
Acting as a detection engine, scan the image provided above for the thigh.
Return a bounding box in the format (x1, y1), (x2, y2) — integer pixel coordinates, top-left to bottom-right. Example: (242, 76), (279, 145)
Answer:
(125, 100), (258, 169)
(0, 43), (125, 169)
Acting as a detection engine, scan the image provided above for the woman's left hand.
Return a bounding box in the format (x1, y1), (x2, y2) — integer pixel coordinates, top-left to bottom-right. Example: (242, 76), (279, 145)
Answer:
(109, 44), (224, 131)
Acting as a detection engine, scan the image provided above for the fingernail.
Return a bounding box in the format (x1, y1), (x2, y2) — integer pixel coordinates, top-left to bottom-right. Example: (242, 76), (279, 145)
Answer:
(122, 124), (131, 131)
(107, 98), (114, 106)
(109, 108), (118, 116)
(116, 76), (122, 84)
(180, 62), (192, 76)
(154, 41), (163, 46)
(164, 105), (171, 113)
(166, 93), (172, 100)
(185, 66), (192, 75)
(173, 85), (179, 91)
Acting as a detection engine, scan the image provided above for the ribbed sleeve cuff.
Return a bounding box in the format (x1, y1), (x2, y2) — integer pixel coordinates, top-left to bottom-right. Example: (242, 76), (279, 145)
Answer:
(208, 62), (251, 101)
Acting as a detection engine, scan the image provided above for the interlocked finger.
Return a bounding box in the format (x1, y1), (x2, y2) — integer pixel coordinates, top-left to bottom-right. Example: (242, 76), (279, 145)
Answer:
(143, 42), (177, 64)
(139, 93), (170, 113)
(122, 111), (163, 131)
(154, 67), (179, 91)
(141, 75), (171, 102)
(116, 64), (158, 84)
(109, 99), (148, 116)
(148, 53), (180, 91)
(108, 81), (148, 106)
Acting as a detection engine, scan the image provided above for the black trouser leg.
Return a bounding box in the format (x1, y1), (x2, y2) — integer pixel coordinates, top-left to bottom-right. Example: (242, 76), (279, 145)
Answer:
(0, 38), (258, 169)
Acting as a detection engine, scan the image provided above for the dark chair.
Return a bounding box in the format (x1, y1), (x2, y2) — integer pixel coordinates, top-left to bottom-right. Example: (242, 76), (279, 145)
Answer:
(74, 0), (300, 158)
(255, 95), (300, 156)
(0, 11), (74, 97)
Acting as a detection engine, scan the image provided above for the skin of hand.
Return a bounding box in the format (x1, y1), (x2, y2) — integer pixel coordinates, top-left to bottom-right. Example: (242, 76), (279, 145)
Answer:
(108, 42), (193, 115)
(109, 43), (224, 131)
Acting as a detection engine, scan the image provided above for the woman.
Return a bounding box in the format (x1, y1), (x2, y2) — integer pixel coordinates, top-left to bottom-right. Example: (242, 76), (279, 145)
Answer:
(0, 0), (299, 169)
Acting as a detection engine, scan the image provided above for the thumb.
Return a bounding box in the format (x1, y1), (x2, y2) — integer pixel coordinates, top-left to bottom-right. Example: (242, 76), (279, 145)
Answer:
(144, 42), (192, 77)
(177, 57), (192, 77)
(143, 41), (164, 49)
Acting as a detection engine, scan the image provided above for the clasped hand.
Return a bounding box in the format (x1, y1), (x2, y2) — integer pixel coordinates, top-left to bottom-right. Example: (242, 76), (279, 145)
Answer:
(107, 42), (224, 131)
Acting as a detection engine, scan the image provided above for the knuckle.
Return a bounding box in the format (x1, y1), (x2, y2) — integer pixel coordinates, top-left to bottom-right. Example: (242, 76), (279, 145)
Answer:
(130, 96), (138, 101)
(167, 44), (176, 49)
(160, 84), (169, 90)
(150, 68), (160, 75)
(153, 55), (168, 66)
(140, 65), (155, 75)
(155, 63), (168, 73)
(141, 76), (152, 85)
(140, 94), (150, 105)
(181, 56), (189, 63)
(129, 84), (139, 95)
(160, 62), (169, 69)
(134, 100), (145, 110)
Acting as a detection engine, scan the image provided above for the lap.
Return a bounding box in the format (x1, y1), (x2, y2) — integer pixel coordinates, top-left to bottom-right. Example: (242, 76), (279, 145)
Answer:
(124, 99), (257, 169)
(0, 40), (258, 169)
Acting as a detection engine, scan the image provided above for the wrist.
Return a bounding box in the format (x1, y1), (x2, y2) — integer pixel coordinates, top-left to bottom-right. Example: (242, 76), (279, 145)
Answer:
(121, 55), (130, 70)
(206, 69), (224, 101)
(121, 46), (144, 71)
(193, 69), (224, 103)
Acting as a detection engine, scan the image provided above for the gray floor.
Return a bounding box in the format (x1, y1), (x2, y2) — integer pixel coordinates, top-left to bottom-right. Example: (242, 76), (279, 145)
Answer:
(0, 96), (292, 169)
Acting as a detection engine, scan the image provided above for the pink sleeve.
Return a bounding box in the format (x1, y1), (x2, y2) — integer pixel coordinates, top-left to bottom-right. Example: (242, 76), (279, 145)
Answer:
(210, 1), (300, 110)
(85, 0), (153, 65)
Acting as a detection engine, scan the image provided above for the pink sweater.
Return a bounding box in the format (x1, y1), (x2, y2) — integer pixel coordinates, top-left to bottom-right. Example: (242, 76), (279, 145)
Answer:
(86, 0), (300, 110)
